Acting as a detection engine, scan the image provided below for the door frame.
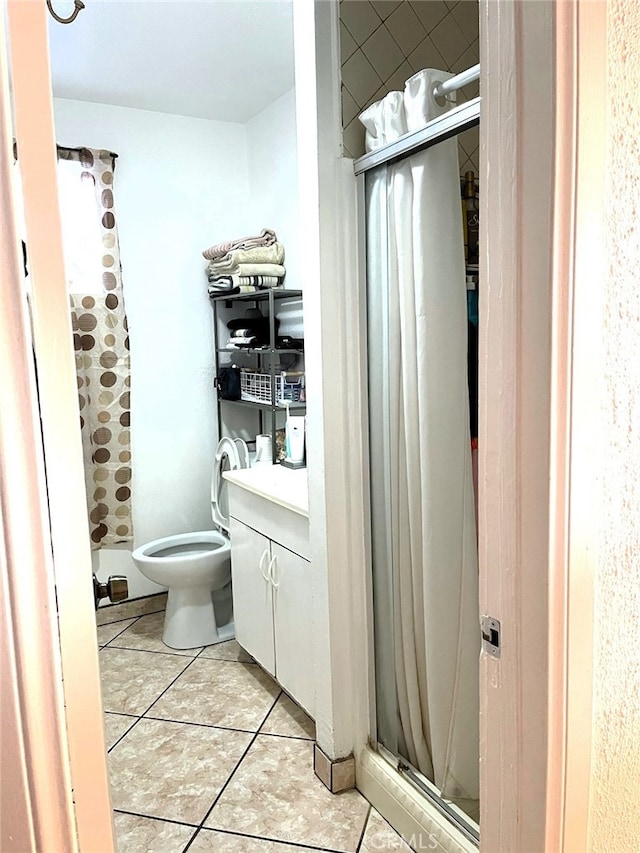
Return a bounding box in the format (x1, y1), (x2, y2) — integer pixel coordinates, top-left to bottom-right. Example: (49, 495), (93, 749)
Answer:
(478, 0), (557, 848)
(545, 1), (605, 849)
(480, 0), (602, 849)
(1, 16), (78, 849)
(4, 2), (115, 849)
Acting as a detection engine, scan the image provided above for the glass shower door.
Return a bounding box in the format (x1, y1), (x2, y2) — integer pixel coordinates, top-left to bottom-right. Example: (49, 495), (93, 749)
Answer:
(364, 132), (480, 838)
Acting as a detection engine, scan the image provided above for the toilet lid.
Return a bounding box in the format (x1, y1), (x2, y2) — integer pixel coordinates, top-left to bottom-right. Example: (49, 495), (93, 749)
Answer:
(211, 437), (247, 532)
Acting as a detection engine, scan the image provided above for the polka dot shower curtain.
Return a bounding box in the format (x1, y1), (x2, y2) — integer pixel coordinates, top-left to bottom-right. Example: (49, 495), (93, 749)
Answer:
(57, 146), (132, 549)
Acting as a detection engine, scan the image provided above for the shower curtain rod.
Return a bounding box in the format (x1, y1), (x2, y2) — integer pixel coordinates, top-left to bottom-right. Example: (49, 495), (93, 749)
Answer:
(353, 96), (480, 176)
(57, 144), (119, 159)
(353, 64), (480, 176)
(433, 63), (480, 102)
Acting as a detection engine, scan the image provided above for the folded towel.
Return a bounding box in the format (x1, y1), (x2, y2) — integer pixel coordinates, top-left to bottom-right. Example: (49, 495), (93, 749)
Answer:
(207, 242), (285, 271)
(207, 275), (234, 288)
(207, 274), (284, 289)
(202, 228), (277, 261)
(207, 262), (286, 279)
(209, 286), (241, 297)
(238, 275), (282, 287)
(208, 284), (259, 298)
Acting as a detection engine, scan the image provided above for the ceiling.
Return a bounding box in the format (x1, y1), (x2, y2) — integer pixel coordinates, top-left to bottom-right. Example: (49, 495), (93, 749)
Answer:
(47, 0), (295, 123)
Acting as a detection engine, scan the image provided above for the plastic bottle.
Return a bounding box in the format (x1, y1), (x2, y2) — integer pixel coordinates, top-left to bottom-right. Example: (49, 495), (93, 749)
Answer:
(466, 275), (478, 327)
(464, 171), (479, 266)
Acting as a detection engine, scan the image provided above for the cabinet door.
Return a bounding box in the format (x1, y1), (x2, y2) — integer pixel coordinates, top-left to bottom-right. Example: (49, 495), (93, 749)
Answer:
(229, 518), (275, 676)
(270, 543), (314, 715)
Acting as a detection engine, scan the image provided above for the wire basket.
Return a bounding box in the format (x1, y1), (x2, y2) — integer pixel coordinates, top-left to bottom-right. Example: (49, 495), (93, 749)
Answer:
(240, 370), (304, 405)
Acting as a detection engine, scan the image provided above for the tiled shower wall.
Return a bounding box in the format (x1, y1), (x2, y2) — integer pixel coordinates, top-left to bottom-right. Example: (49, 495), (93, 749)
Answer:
(340, 0), (479, 172)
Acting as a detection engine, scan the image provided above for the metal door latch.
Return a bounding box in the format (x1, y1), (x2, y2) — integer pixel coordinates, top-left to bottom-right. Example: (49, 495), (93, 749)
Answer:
(481, 616), (501, 658)
(93, 574), (129, 610)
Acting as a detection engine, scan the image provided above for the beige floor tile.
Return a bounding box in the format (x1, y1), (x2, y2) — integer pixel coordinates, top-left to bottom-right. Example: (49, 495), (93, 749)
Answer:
(109, 718), (252, 825)
(146, 658), (279, 731)
(109, 612), (201, 656)
(114, 812), (195, 852)
(189, 828), (326, 852)
(360, 809), (414, 852)
(96, 618), (137, 647)
(104, 712), (137, 750)
(205, 735), (369, 851)
(199, 639), (254, 663)
(100, 647), (191, 715)
(260, 693), (315, 740)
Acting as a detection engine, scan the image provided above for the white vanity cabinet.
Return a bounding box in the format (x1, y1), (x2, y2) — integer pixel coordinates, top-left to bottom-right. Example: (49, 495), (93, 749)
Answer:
(224, 468), (314, 716)
(228, 518), (276, 675)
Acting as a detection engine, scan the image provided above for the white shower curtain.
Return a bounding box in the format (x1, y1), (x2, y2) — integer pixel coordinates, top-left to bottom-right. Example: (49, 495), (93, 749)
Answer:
(361, 70), (479, 803)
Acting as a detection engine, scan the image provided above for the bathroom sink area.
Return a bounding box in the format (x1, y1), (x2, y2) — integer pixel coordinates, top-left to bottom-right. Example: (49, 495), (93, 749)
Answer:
(222, 465), (308, 518)
(223, 465), (309, 561)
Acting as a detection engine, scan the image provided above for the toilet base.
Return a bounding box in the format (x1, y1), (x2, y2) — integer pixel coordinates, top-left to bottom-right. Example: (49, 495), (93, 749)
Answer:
(162, 586), (235, 650)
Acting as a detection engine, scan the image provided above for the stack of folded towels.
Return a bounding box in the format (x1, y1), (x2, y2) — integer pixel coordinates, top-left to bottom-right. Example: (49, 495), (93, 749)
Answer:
(203, 228), (286, 296)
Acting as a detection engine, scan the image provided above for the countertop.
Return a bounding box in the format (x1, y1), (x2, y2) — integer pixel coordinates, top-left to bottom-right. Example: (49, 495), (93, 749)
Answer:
(223, 465), (309, 518)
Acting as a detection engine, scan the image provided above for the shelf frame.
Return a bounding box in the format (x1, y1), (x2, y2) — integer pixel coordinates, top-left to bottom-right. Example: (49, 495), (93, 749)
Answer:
(211, 288), (305, 464)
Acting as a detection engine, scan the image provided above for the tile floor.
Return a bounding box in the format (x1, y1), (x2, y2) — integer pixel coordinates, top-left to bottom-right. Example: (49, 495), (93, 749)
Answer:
(99, 610), (414, 852)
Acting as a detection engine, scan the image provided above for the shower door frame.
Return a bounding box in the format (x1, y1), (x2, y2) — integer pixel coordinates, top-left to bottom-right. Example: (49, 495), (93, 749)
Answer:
(354, 99), (481, 847)
(350, 1), (594, 850)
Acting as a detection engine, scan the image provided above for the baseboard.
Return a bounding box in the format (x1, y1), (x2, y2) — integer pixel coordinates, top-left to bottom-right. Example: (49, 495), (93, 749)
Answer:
(96, 591), (167, 625)
(314, 744), (356, 793)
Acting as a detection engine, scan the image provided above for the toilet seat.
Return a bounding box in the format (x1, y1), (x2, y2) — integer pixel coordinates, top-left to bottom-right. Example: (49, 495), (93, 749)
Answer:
(211, 436), (247, 533)
(136, 530), (229, 561)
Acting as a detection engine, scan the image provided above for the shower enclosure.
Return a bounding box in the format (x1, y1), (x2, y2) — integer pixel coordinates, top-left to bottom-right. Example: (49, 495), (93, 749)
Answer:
(355, 68), (481, 843)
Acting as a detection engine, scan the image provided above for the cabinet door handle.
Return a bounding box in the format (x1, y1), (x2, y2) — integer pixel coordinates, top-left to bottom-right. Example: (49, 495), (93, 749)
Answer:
(268, 555), (279, 589)
(259, 549), (270, 582)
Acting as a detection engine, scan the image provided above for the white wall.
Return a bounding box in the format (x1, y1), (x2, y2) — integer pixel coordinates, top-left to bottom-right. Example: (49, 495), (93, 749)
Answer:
(292, 0), (362, 763)
(53, 98), (250, 598)
(244, 88), (303, 341)
(245, 88), (300, 293)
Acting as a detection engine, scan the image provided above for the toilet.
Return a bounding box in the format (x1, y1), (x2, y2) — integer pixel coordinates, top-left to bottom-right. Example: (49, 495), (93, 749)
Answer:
(132, 437), (248, 649)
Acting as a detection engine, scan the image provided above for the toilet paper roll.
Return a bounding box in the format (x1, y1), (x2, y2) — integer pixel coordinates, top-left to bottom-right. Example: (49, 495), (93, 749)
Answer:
(254, 434), (272, 465)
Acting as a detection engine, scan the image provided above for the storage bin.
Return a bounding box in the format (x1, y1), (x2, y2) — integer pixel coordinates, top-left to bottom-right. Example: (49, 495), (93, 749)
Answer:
(240, 370), (304, 405)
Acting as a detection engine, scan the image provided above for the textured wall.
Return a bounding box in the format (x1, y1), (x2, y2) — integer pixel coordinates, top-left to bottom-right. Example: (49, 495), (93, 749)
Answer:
(589, 0), (640, 848)
(339, 0), (479, 168)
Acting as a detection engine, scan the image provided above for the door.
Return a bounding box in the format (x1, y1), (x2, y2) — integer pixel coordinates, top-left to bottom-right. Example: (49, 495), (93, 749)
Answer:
(271, 542), (314, 715)
(5, 2), (115, 848)
(229, 517), (275, 675)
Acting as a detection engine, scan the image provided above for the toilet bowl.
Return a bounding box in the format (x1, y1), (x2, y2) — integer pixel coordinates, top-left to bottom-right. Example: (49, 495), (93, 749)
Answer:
(132, 437), (248, 649)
